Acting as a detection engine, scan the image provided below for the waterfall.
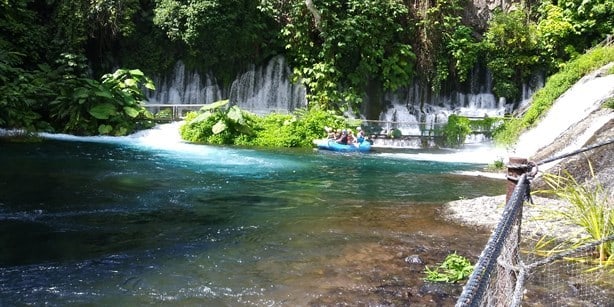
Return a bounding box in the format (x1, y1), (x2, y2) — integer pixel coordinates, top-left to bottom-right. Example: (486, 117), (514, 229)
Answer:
(146, 61), (223, 104)
(377, 89), (504, 137)
(146, 55), (541, 148)
(146, 56), (307, 115)
(229, 55), (307, 114)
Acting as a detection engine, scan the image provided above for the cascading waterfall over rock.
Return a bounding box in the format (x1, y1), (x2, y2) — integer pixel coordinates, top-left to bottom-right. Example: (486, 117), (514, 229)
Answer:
(147, 61), (223, 104)
(228, 56), (307, 114)
(146, 56), (307, 115)
(146, 55), (537, 147)
(379, 66), (507, 136)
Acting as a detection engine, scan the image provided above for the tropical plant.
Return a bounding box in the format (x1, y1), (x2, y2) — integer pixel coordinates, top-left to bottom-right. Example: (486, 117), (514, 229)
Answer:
(424, 252), (474, 283)
(281, 0), (414, 113)
(180, 100), (259, 145)
(442, 114), (471, 147)
(482, 9), (540, 101)
(536, 166), (613, 267)
(0, 50), (47, 130)
(49, 68), (155, 135)
(418, 0), (480, 92)
(181, 103), (353, 148)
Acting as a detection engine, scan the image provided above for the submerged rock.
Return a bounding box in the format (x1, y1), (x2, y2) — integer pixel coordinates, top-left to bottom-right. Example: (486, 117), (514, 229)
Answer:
(404, 255), (424, 265)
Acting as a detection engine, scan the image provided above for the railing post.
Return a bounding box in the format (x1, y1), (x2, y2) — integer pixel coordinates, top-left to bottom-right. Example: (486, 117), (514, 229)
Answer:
(506, 157), (528, 203)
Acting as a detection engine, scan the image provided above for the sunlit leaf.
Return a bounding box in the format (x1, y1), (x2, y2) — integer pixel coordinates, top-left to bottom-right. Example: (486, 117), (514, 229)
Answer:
(123, 106), (140, 118)
(98, 124), (113, 134)
(129, 69), (145, 77)
(191, 111), (212, 123)
(124, 78), (137, 87)
(227, 105), (244, 123)
(212, 120), (227, 134)
(94, 90), (114, 99)
(200, 99), (229, 112)
(89, 103), (117, 119)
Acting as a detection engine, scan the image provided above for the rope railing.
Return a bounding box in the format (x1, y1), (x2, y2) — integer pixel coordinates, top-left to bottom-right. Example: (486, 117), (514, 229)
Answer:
(456, 174), (531, 307)
(535, 138), (614, 166)
(456, 139), (614, 306)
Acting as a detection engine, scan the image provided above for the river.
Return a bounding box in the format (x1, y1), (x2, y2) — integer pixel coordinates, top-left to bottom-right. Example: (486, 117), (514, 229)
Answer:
(0, 124), (506, 305)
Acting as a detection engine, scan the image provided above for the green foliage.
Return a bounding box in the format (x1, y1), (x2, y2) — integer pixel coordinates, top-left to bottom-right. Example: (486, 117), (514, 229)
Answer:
(418, 0), (481, 92)
(550, 0), (614, 50)
(443, 115), (471, 147)
(486, 158), (506, 171)
(282, 0), (414, 112)
(469, 117), (503, 137)
(537, 167), (613, 266)
(154, 108), (173, 121)
(181, 104), (351, 148)
(424, 252), (474, 283)
(494, 46), (614, 145)
(0, 53), (48, 130)
(535, 3), (578, 71)
(482, 9), (540, 100)
(49, 68), (156, 135)
(605, 97), (614, 109)
(153, 0), (280, 84)
(180, 100), (259, 145)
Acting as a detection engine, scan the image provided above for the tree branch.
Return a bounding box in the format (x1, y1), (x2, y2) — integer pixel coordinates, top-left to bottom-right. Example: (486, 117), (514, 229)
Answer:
(305, 0), (321, 30)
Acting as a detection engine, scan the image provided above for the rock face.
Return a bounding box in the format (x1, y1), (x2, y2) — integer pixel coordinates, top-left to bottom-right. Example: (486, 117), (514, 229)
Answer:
(518, 63), (614, 197)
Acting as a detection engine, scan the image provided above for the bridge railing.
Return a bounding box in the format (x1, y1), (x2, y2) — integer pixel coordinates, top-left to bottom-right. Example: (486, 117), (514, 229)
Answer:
(144, 104), (207, 121)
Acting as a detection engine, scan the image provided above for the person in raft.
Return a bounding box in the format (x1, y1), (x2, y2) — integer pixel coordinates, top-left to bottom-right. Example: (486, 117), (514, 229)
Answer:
(356, 127), (366, 143)
(347, 130), (356, 144)
(324, 126), (336, 139)
(336, 129), (349, 145)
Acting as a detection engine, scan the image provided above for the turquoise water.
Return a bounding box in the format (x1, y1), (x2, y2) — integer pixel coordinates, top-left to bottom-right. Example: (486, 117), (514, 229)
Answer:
(0, 133), (505, 305)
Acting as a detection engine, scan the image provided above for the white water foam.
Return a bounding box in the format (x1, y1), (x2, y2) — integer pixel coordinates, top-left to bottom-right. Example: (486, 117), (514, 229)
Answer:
(377, 144), (507, 165)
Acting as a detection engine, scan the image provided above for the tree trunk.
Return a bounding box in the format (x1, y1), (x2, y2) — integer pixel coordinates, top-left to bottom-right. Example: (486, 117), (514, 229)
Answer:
(305, 0), (321, 30)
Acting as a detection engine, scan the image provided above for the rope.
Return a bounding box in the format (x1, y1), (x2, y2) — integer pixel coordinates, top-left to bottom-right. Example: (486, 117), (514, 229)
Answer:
(456, 174), (531, 307)
(536, 138), (614, 166)
(456, 138), (614, 306)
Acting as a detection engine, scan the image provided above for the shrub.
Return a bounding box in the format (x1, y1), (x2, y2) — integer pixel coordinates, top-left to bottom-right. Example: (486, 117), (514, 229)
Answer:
(443, 114), (471, 147)
(536, 167), (613, 267)
(181, 104), (352, 148)
(424, 252), (474, 283)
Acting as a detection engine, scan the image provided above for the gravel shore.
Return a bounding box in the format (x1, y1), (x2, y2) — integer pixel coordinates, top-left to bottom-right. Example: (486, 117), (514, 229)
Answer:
(443, 194), (587, 242)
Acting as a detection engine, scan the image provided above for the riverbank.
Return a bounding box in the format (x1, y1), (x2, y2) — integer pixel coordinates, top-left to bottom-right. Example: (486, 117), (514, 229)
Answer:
(443, 194), (586, 242)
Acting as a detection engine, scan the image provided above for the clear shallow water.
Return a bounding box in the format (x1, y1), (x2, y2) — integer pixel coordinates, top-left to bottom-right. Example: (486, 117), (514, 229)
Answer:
(0, 132), (505, 305)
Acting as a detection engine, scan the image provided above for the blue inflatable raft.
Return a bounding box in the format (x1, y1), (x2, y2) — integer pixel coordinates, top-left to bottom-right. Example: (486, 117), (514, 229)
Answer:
(313, 139), (372, 152)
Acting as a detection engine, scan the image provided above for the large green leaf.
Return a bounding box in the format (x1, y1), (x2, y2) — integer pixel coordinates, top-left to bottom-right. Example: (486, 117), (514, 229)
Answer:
(144, 79), (156, 90)
(73, 87), (90, 99)
(129, 69), (145, 77)
(98, 124), (113, 134)
(212, 120), (227, 134)
(89, 103), (117, 119)
(124, 78), (137, 87)
(94, 90), (114, 100)
(191, 111), (212, 124)
(227, 105), (244, 124)
(200, 99), (229, 112)
(123, 106), (140, 118)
